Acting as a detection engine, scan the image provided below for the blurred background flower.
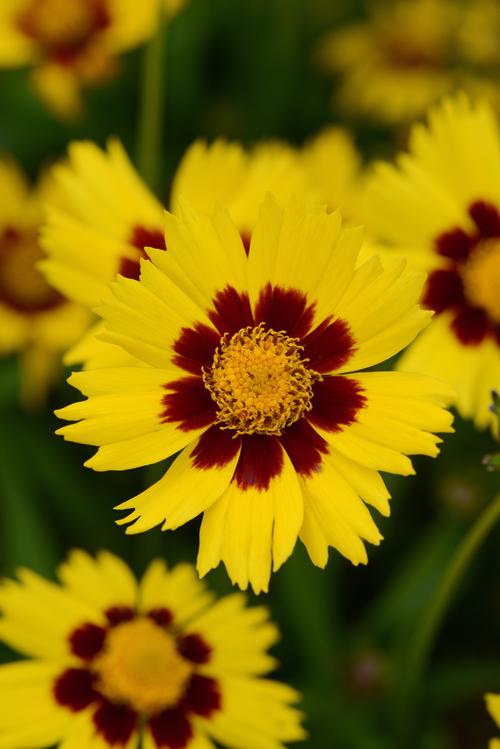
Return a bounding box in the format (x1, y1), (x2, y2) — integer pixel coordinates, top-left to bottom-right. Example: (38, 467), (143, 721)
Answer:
(0, 550), (304, 749)
(0, 0), (164, 119)
(0, 158), (89, 408)
(0, 1), (498, 748)
(318, 0), (500, 126)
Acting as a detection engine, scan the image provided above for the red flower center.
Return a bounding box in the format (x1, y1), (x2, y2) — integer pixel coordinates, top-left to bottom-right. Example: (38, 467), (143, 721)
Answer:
(0, 226), (63, 314)
(17, 0), (111, 65)
(160, 284), (366, 490)
(425, 199), (500, 346)
(54, 605), (220, 748)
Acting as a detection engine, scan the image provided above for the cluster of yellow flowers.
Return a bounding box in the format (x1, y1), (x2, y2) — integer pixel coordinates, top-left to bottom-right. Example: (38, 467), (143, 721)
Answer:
(0, 1), (499, 748)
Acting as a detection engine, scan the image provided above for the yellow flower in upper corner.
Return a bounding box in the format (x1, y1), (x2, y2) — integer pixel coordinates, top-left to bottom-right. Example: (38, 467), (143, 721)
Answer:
(486, 693), (500, 749)
(0, 550), (305, 749)
(56, 197), (453, 593)
(0, 158), (89, 408)
(317, 0), (500, 125)
(164, 0), (187, 18)
(40, 129), (362, 367)
(360, 94), (500, 430)
(0, 0), (160, 119)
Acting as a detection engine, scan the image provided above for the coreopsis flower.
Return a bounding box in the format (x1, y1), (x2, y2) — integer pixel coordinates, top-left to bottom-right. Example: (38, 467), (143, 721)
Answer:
(0, 158), (89, 407)
(40, 129), (362, 366)
(318, 0), (500, 125)
(56, 197), (453, 592)
(486, 694), (500, 748)
(361, 95), (500, 430)
(0, 0), (160, 120)
(0, 550), (304, 749)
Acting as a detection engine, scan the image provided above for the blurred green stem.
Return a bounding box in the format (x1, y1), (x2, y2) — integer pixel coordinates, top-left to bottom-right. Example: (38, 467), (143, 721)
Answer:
(137, 11), (167, 190)
(396, 492), (500, 746)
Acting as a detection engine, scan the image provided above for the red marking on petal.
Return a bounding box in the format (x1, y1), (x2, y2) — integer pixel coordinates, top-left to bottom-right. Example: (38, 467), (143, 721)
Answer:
(302, 317), (356, 373)
(234, 435), (284, 491)
(147, 607), (173, 628)
(53, 668), (97, 712)
(105, 606), (135, 626)
(130, 226), (166, 252)
(181, 674), (221, 717)
(172, 323), (220, 375)
(208, 286), (253, 336)
(435, 227), (475, 260)
(93, 700), (138, 746)
(190, 425), (241, 469)
(451, 305), (490, 346)
(149, 708), (193, 749)
(118, 257), (142, 280)
(161, 377), (216, 430)
(69, 622), (106, 661)
(177, 633), (212, 664)
(422, 268), (464, 313)
(240, 231), (251, 255)
(308, 376), (366, 432)
(280, 420), (328, 478)
(469, 200), (500, 238)
(254, 284), (316, 339)
(119, 226), (166, 281)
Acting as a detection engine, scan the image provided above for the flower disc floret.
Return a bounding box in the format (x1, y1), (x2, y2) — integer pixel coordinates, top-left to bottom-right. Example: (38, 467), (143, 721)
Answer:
(96, 617), (193, 715)
(463, 238), (500, 323)
(203, 323), (321, 436)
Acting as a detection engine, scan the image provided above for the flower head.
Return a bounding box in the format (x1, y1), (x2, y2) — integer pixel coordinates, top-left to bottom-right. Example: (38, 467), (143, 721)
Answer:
(318, 0), (500, 124)
(0, 0), (160, 119)
(40, 131), (362, 367)
(486, 693), (500, 749)
(0, 550), (304, 749)
(0, 158), (89, 407)
(361, 94), (500, 429)
(56, 197), (453, 592)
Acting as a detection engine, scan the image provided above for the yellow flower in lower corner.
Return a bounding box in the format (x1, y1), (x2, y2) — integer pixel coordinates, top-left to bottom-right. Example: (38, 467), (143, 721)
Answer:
(0, 158), (89, 407)
(40, 128), (362, 368)
(486, 693), (500, 748)
(361, 94), (500, 430)
(56, 197), (453, 593)
(0, 0), (160, 119)
(0, 550), (304, 749)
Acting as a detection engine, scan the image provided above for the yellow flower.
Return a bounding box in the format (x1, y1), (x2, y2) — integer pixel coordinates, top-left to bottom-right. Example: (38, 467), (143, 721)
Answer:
(40, 130), (362, 367)
(56, 197), (453, 593)
(164, 0), (187, 18)
(0, 0), (160, 119)
(0, 550), (305, 749)
(0, 158), (89, 408)
(318, 0), (500, 124)
(486, 693), (500, 749)
(361, 94), (500, 430)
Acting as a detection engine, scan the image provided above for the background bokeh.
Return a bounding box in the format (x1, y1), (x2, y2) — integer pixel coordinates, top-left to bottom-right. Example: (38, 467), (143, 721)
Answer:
(0, 1), (499, 748)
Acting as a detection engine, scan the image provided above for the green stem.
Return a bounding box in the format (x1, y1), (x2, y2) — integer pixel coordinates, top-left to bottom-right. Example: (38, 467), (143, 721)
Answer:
(137, 10), (167, 190)
(396, 493), (500, 746)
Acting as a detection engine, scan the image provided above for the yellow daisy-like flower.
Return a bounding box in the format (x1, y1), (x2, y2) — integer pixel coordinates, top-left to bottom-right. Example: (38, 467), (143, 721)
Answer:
(40, 129), (362, 367)
(0, 0), (160, 119)
(0, 550), (304, 749)
(361, 95), (500, 430)
(56, 197), (453, 593)
(486, 693), (500, 749)
(318, 0), (499, 125)
(0, 158), (89, 407)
